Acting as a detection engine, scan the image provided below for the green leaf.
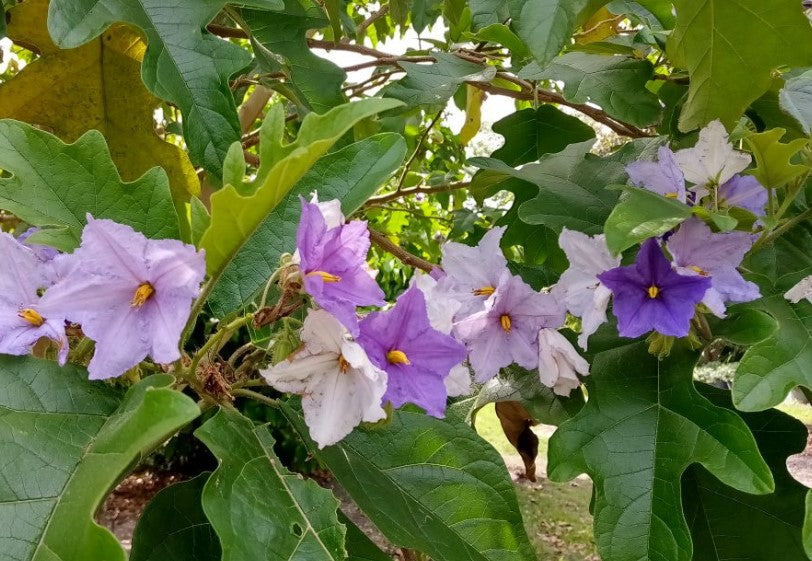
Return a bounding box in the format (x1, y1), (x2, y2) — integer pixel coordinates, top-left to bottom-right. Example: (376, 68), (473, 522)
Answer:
(466, 24), (529, 61)
(382, 53), (496, 108)
(469, 0), (509, 30)
(0, 357), (199, 561)
(491, 105), (596, 166)
(508, 0), (592, 68)
(683, 384), (810, 561)
(604, 185), (692, 254)
(744, 128), (808, 189)
(200, 98), (402, 286)
(280, 404), (537, 561)
(519, 52), (662, 127)
(0, 119), (180, 249)
(780, 70), (812, 135)
(339, 512), (391, 561)
(666, 0), (812, 132)
(47, 0), (283, 175)
(709, 307), (779, 346)
(731, 223), (812, 411)
(190, 197), (211, 248)
(244, 0), (347, 113)
(207, 131), (406, 317)
(548, 340), (774, 561)
(196, 408), (345, 561)
(222, 141), (247, 195)
(130, 473), (221, 561)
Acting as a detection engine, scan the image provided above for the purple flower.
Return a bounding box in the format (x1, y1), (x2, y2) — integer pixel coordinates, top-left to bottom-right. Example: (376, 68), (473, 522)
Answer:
(666, 217), (759, 317)
(718, 174), (767, 218)
(437, 226), (510, 318)
(598, 238), (711, 338)
(297, 198), (384, 336)
(358, 287), (467, 417)
(454, 272), (565, 383)
(626, 146), (687, 203)
(40, 216), (205, 380)
(0, 233), (68, 363)
(17, 227), (60, 262)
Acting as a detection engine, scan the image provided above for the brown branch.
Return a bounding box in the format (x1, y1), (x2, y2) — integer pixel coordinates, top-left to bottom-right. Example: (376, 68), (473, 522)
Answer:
(355, 5), (389, 40)
(207, 23), (248, 39)
(368, 229), (436, 273)
(366, 181), (471, 204)
(239, 86), (272, 132)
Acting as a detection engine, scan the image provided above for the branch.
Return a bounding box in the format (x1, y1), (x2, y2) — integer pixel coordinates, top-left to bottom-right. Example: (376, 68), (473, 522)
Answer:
(207, 23), (248, 39)
(366, 181), (471, 204)
(368, 229), (436, 273)
(355, 5), (389, 40)
(394, 111), (443, 193)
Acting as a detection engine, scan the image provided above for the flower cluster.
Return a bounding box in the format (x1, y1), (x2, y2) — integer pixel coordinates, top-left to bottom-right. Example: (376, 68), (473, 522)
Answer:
(263, 199), (586, 448)
(0, 217), (205, 380)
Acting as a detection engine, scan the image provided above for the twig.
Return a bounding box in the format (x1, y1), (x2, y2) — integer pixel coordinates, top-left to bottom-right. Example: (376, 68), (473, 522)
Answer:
(366, 181), (471, 204)
(394, 111), (443, 194)
(356, 5), (389, 39)
(232, 388), (281, 408)
(239, 86), (273, 132)
(368, 229), (436, 273)
(365, 204), (454, 223)
(207, 23), (248, 38)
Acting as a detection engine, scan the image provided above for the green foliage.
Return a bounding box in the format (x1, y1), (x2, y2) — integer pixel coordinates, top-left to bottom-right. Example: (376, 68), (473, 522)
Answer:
(667, 0), (812, 131)
(197, 408), (346, 561)
(130, 473), (221, 561)
(604, 186), (692, 254)
(520, 52), (662, 127)
(207, 131), (406, 317)
(710, 307), (779, 346)
(340, 513), (391, 561)
(508, 0), (593, 68)
(47, 0), (284, 175)
(780, 70), (812, 135)
(0, 357), (199, 561)
(0, 119), (180, 249)
(549, 339), (773, 561)
(281, 403), (537, 561)
(744, 128), (808, 189)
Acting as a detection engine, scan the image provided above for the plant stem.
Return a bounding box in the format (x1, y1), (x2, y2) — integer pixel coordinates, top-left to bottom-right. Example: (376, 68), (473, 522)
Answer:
(188, 314), (254, 379)
(232, 388), (281, 408)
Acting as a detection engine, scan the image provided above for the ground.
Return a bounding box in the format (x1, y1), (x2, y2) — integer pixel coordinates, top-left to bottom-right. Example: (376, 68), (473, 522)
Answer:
(99, 401), (812, 559)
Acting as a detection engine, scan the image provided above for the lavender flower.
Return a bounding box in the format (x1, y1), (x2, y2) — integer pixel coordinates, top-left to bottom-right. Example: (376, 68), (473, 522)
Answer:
(40, 217), (205, 379)
(297, 198), (384, 336)
(0, 233), (67, 363)
(437, 226), (510, 318)
(552, 228), (620, 349)
(262, 309), (387, 448)
(666, 217), (760, 317)
(358, 287), (467, 417)
(626, 146), (687, 203)
(537, 328), (589, 396)
(454, 272), (565, 383)
(598, 238), (711, 338)
(718, 174), (767, 218)
(674, 120), (750, 195)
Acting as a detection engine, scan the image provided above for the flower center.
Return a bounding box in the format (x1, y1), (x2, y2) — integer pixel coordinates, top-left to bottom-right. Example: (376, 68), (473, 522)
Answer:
(386, 349), (410, 365)
(338, 355), (350, 373)
(647, 285), (660, 299)
(131, 282), (155, 308)
(472, 286), (495, 296)
(689, 265), (708, 276)
(500, 314), (512, 333)
(18, 308), (44, 327)
(306, 270), (341, 283)
(665, 192), (678, 199)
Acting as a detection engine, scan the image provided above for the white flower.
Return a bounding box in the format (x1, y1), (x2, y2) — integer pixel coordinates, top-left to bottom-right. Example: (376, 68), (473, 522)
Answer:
(537, 328), (589, 396)
(437, 226), (510, 318)
(410, 271), (472, 396)
(674, 120), (750, 192)
(552, 228), (620, 349)
(310, 193), (344, 229)
(261, 309), (387, 448)
(785, 275), (812, 305)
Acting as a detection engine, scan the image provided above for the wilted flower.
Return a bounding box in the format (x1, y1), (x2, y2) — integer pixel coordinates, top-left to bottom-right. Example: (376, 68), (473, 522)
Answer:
(437, 226), (510, 318)
(717, 174), (767, 218)
(537, 328), (589, 396)
(358, 287), (467, 417)
(40, 217), (205, 379)
(262, 309), (388, 448)
(674, 120), (750, 194)
(785, 275), (812, 305)
(626, 146), (687, 203)
(598, 238), (711, 338)
(454, 272), (565, 383)
(297, 197), (384, 336)
(666, 217), (759, 317)
(553, 228), (620, 350)
(0, 233), (67, 363)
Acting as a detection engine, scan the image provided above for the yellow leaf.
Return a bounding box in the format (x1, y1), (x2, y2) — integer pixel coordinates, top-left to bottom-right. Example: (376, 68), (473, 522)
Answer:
(0, 0), (199, 207)
(575, 7), (622, 45)
(459, 85), (483, 146)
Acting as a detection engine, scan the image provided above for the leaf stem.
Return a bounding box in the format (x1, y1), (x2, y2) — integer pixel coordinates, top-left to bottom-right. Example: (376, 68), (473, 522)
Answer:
(232, 388), (281, 408)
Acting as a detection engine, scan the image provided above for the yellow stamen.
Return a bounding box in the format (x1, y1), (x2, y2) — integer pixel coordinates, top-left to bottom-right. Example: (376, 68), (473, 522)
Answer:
(18, 308), (44, 327)
(472, 286), (495, 296)
(131, 282), (155, 308)
(500, 314), (512, 333)
(648, 285), (659, 299)
(386, 349), (410, 365)
(689, 265), (708, 276)
(306, 270), (341, 283)
(665, 192), (678, 199)
(338, 355), (351, 373)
